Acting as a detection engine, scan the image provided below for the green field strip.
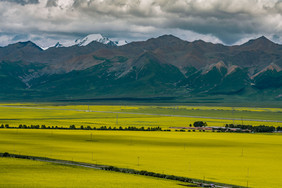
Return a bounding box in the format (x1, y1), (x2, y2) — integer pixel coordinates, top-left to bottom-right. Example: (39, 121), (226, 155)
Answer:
(0, 152), (245, 188)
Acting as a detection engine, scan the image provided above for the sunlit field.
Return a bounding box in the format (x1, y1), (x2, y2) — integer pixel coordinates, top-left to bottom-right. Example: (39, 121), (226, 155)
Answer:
(0, 129), (281, 187)
(0, 104), (282, 128)
(0, 157), (189, 188)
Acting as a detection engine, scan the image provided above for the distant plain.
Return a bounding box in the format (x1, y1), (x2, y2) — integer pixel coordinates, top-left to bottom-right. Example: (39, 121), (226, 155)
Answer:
(0, 103), (282, 128)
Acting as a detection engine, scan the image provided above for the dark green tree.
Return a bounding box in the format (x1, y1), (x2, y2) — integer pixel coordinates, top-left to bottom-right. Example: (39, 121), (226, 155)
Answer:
(193, 121), (207, 127)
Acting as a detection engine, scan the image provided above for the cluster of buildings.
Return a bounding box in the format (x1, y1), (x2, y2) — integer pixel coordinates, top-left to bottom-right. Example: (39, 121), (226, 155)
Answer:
(170, 126), (251, 132)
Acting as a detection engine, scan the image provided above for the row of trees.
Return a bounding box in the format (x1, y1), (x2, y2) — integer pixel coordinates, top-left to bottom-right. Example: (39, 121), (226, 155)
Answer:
(0, 124), (164, 132)
(225, 124), (279, 132)
(1, 152), (203, 186)
(70, 125), (164, 131)
(1, 123), (281, 133)
(103, 166), (193, 183)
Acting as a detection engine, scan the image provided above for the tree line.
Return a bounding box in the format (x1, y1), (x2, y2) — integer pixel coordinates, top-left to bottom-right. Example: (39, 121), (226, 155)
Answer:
(1, 152), (224, 187)
(0, 124), (165, 131)
(225, 124), (281, 133)
(1, 123), (281, 133)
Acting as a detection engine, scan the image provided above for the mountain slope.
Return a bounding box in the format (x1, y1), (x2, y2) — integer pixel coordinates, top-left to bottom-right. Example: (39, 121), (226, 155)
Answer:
(0, 41), (42, 62)
(0, 35), (282, 101)
(28, 52), (185, 99)
(253, 63), (282, 89)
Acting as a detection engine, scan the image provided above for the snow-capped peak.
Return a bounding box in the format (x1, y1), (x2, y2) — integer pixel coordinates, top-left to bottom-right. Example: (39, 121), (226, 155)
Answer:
(114, 40), (128, 46)
(50, 34), (128, 49)
(75, 34), (113, 46)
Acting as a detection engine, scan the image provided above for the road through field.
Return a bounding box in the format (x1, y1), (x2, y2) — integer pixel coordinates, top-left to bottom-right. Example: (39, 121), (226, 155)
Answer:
(0, 153), (239, 188)
(1, 129), (281, 187)
(1, 105), (282, 123)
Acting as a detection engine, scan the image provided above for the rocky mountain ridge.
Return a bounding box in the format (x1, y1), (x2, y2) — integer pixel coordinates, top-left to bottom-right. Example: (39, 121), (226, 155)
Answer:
(0, 35), (281, 101)
(49, 34), (128, 49)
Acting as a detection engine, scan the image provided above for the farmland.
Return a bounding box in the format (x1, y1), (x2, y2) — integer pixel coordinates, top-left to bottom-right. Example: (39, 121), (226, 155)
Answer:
(0, 104), (282, 128)
(0, 157), (189, 188)
(0, 129), (282, 187)
(0, 103), (282, 187)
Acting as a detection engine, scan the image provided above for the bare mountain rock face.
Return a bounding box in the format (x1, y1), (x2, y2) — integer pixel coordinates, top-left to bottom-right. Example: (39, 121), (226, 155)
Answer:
(0, 35), (282, 101)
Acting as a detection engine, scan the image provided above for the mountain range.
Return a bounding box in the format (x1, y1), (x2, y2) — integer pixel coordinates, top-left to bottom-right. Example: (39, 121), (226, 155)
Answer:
(51, 34), (128, 49)
(0, 34), (281, 102)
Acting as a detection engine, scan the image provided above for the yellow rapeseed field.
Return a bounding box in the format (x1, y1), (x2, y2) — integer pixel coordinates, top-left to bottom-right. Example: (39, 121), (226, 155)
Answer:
(0, 157), (188, 188)
(0, 129), (281, 187)
(0, 104), (281, 128)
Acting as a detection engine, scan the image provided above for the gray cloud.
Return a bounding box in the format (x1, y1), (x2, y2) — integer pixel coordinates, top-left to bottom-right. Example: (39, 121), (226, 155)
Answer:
(1, 0), (282, 47)
(46, 0), (57, 7)
(0, 0), (39, 5)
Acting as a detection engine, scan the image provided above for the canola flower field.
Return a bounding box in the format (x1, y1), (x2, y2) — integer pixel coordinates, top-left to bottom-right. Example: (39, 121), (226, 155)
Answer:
(0, 103), (282, 187)
(0, 103), (282, 128)
(0, 129), (281, 187)
(0, 157), (189, 188)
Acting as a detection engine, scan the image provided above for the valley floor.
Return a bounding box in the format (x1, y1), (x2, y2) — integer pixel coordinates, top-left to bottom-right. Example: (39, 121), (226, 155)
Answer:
(0, 103), (282, 128)
(0, 129), (281, 187)
(0, 157), (189, 188)
(0, 103), (281, 187)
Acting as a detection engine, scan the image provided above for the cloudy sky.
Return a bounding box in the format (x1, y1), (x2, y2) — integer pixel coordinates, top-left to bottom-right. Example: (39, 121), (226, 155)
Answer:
(1, 0), (282, 48)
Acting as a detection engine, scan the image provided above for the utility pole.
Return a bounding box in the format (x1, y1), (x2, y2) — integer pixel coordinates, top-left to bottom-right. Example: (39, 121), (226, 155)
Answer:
(246, 168), (249, 188)
(116, 114), (118, 125)
(188, 162), (191, 172)
(232, 107), (235, 124)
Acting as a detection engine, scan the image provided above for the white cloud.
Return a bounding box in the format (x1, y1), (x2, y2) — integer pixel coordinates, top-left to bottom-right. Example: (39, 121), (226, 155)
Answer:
(0, 0), (282, 47)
